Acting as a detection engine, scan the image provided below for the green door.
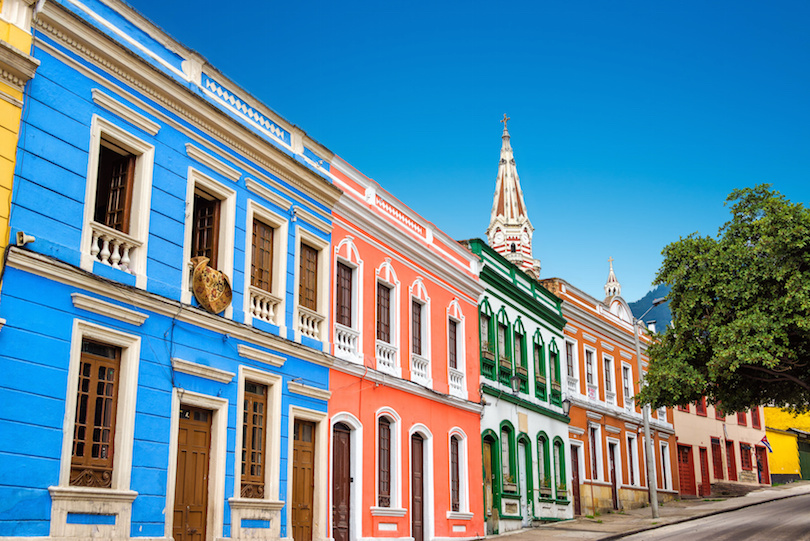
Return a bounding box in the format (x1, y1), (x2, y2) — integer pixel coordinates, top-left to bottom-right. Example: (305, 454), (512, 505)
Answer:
(798, 440), (810, 480)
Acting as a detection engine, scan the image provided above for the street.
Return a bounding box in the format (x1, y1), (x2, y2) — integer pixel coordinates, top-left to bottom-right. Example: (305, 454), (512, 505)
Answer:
(621, 493), (810, 541)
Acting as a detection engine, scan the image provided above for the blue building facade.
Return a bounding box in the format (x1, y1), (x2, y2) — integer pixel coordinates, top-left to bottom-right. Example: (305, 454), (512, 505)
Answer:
(0, 1), (341, 539)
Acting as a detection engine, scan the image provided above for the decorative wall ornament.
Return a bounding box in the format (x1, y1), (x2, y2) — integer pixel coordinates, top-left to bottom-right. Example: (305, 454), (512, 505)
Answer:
(190, 256), (232, 314)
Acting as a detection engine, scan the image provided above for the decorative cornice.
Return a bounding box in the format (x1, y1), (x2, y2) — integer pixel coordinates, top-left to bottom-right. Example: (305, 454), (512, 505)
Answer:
(227, 497), (285, 511)
(171, 357), (235, 384)
(245, 178), (291, 212)
(370, 507), (407, 517)
(8, 248), (332, 369)
(71, 292), (149, 326)
(605, 424), (621, 434)
(238, 344), (286, 368)
(331, 356), (483, 414)
(568, 426), (585, 436)
(481, 384), (570, 423)
(292, 204), (332, 235)
(586, 411), (603, 420)
(185, 143), (241, 182)
(91, 88), (160, 135)
(288, 380), (331, 401)
(0, 39), (39, 91)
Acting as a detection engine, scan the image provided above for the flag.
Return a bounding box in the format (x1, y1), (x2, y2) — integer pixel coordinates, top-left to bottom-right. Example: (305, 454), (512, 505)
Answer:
(761, 435), (773, 453)
(723, 423), (728, 440)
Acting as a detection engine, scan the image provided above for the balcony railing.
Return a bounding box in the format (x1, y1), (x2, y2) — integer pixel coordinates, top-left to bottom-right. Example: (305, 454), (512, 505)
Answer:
(410, 353), (430, 386)
(606, 390), (616, 407)
(567, 376), (579, 393)
(249, 286), (282, 325)
(376, 340), (398, 374)
(90, 221), (142, 273)
(334, 323), (360, 360)
(449, 368), (465, 397)
(297, 305), (324, 341)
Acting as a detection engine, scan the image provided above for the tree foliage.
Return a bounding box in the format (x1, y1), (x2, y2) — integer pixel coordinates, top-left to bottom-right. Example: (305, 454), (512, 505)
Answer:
(638, 185), (810, 413)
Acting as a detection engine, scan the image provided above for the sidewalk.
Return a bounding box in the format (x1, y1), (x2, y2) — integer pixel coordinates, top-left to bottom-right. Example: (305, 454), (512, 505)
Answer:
(489, 481), (810, 540)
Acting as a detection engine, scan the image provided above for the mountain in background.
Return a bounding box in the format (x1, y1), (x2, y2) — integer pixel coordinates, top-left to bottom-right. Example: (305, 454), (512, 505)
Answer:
(629, 284), (672, 331)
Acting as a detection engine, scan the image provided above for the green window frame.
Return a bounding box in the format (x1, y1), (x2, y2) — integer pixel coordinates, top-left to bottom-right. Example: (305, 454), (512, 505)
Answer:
(517, 433), (534, 512)
(513, 318), (528, 393)
(533, 331), (547, 400)
(537, 432), (552, 499)
(479, 300), (496, 380)
(549, 339), (562, 406)
(553, 437), (567, 501)
(496, 308), (512, 385)
(500, 421), (517, 493)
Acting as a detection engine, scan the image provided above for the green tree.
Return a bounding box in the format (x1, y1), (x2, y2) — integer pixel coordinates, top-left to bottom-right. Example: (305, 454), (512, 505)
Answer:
(638, 185), (810, 413)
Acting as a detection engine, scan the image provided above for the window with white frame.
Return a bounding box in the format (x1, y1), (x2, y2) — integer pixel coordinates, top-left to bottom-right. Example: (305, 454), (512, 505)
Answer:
(659, 441), (672, 490)
(447, 300), (466, 399)
(585, 347), (597, 400)
(81, 116), (154, 287)
(294, 229), (329, 344)
(244, 201), (287, 329)
(447, 429), (471, 517)
(565, 339), (578, 391)
(181, 169), (235, 310)
(626, 434), (639, 486)
(375, 262), (400, 377)
(622, 363), (634, 409)
(603, 354), (615, 406)
(409, 279), (430, 386)
(373, 409), (402, 513)
(588, 424), (603, 481)
(333, 237), (362, 361)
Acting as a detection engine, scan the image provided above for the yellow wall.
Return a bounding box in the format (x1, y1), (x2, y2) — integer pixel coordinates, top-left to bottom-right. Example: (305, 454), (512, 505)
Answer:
(766, 428), (799, 477)
(765, 407), (810, 432)
(0, 4), (34, 282)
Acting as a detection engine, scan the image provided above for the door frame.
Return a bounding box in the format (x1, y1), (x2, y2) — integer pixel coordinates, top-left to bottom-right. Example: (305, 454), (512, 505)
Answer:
(287, 406), (328, 541)
(165, 389), (228, 541)
(330, 413), (362, 541)
(570, 442), (583, 516)
(409, 424), (433, 541)
(606, 438), (621, 510)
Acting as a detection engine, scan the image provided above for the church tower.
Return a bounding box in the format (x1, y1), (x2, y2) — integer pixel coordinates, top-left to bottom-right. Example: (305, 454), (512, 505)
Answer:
(486, 114), (541, 278)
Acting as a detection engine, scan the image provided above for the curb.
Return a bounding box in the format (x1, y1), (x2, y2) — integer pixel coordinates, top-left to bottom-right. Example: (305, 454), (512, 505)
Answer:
(597, 490), (809, 540)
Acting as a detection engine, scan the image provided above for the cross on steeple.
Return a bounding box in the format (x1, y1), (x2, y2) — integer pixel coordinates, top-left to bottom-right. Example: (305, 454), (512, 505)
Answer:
(501, 113), (510, 131)
(608, 256), (614, 265)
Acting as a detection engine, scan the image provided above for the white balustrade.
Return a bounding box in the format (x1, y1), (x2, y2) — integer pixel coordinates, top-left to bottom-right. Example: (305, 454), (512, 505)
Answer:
(335, 323), (360, 360)
(410, 353), (430, 386)
(376, 340), (398, 373)
(89, 221), (142, 273)
(297, 306), (324, 340)
(567, 376), (579, 393)
(249, 286), (282, 325)
(449, 368), (465, 397)
(606, 390), (616, 407)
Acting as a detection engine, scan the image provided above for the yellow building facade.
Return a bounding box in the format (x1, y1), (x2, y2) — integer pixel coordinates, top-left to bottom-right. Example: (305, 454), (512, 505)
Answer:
(764, 407), (810, 483)
(0, 0), (38, 292)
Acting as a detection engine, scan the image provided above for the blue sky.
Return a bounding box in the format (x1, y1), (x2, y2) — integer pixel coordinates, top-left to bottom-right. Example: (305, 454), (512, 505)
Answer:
(130, 0), (810, 302)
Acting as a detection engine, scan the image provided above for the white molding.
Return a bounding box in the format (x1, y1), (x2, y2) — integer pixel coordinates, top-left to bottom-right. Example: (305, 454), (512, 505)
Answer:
(586, 411), (603, 421)
(621, 350), (633, 359)
(246, 177), (291, 212)
(605, 425), (621, 434)
(171, 357), (234, 384)
(7, 249), (334, 369)
(238, 344), (286, 367)
(601, 341), (615, 351)
(71, 293), (148, 326)
(293, 226), (330, 347)
(568, 426), (585, 436)
(292, 204), (332, 234)
(243, 199), (288, 331)
(91, 88), (160, 135)
(288, 380), (331, 401)
(369, 507), (407, 517)
(185, 142), (241, 182)
(582, 333), (597, 343)
(446, 511), (474, 520)
(286, 407), (329, 541)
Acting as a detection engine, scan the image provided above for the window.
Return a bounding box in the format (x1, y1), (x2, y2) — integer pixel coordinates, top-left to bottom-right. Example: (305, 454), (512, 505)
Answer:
(740, 443), (752, 470)
(81, 116), (154, 285)
(377, 283), (392, 343)
(627, 435), (638, 486)
(448, 319), (458, 369)
(411, 300), (422, 355)
(553, 439), (566, 499)
(549, 341), (562, 404)
(696, 397), (707, 416)
(660, 442), (671, 490)
(245, 202), (287, 328)
(751, 407), (761, 429)
(409, 287), (430, 386)
(241, 381), (267, 498)
(497, 323), (508, 361)
(589, 426), (600, 480)
(726, 440), (737, 481)
(450, 436), (460, 512)
(479, 301), (496, 380)
(500, 424), (516, 491)
(737, 412), (747, 426)
(192, 189), (221, 267)
(251, 219), (274, 293)
(336, 261), (353, 327)
(480, 313), (492, 356)
(514, 332), (524, 368)
(299, 242), (318, 311)
(496, 310), (511, 385)
(378, 417), (391, 507)
(538, 434), (551, 495)
(534, 336), (546, 399)
(585, 349), (594, 386)
(711, 437), (724, 480)
(514, 324), (527, 393)
(715, 404), (725, 420)
(622, 364), (633, 406)
(678, 404), (689, 412)
(603, 355), (614, 404)
(71, 340), (121, 488)
(565, 341), (575, 378)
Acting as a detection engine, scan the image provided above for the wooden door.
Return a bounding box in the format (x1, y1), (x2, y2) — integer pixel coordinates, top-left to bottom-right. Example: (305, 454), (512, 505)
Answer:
(725, 441), (738, 481)
(677, 444), (696, 496)
(332, 423), (351, 541)
(293, 420), (316, 541)
(755, 446), (770, 484)
(518, 442), (530, 527)
(174, 406), (212, 541)
(608, 443), (618, 509)
(482, 440), (495, 534)
(411, 434), (424, 541)
(699, 447), (710, 496)
(571, 445), (581, 515)
(711, 439), (724, 480)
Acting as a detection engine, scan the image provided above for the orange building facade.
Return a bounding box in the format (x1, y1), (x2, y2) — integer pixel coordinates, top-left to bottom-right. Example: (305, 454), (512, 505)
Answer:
(543, 269), (679, 514)
(327, 157), (486, 541)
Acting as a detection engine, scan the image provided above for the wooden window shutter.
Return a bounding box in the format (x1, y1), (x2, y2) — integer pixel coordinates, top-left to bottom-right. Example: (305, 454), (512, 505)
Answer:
(94, 143), (135, 234)
(448, 320), (457, 369)
(336, 262), (353, 327)
(241, 381), (268, 498)
(192, 190), (221, 269)
(251, 219), (274, 292)
(299, 242), (318, 310)
(378, 417), (391, 506)
(71, 340), (121, 488)
(376, 283), (391, 343)
(411, 300), (422, 355)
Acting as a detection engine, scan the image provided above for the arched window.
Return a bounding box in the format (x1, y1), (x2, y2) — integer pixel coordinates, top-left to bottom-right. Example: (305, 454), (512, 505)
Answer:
(538, 433), (551, 497)
(378, 416), (392, 507)
(496, 308), (511, 386)
(513, 318), (528, 393)
(554, 437), (567, 500)
(500, 422), (517, 493)
(549, 339), (562, 405)
(510, 243), (516, 253)
(533, 331), (546, 400)
(479, 299), (496, 379)
(450, 435), (460, 511)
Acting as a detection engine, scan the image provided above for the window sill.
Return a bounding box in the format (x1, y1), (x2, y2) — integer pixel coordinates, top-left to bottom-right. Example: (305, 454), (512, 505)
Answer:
(370, 506), (407, 517)
(446, 511), (474, 520)
(49, 485), (138, 503)
(228, 497), (285, 511)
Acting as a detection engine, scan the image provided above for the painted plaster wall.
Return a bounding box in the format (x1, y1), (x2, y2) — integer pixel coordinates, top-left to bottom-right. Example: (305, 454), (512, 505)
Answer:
(764, 407), (810, 431)
(765, 429), (799, 478)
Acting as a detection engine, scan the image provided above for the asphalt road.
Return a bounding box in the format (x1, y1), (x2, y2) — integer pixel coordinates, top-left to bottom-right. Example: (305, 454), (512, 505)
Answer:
(621, 493), (810, 541)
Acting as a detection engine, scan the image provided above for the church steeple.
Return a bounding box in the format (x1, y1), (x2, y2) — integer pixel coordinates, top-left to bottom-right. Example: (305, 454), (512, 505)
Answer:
(604, 257), (621, 298)
(486, 114), (541, 278)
